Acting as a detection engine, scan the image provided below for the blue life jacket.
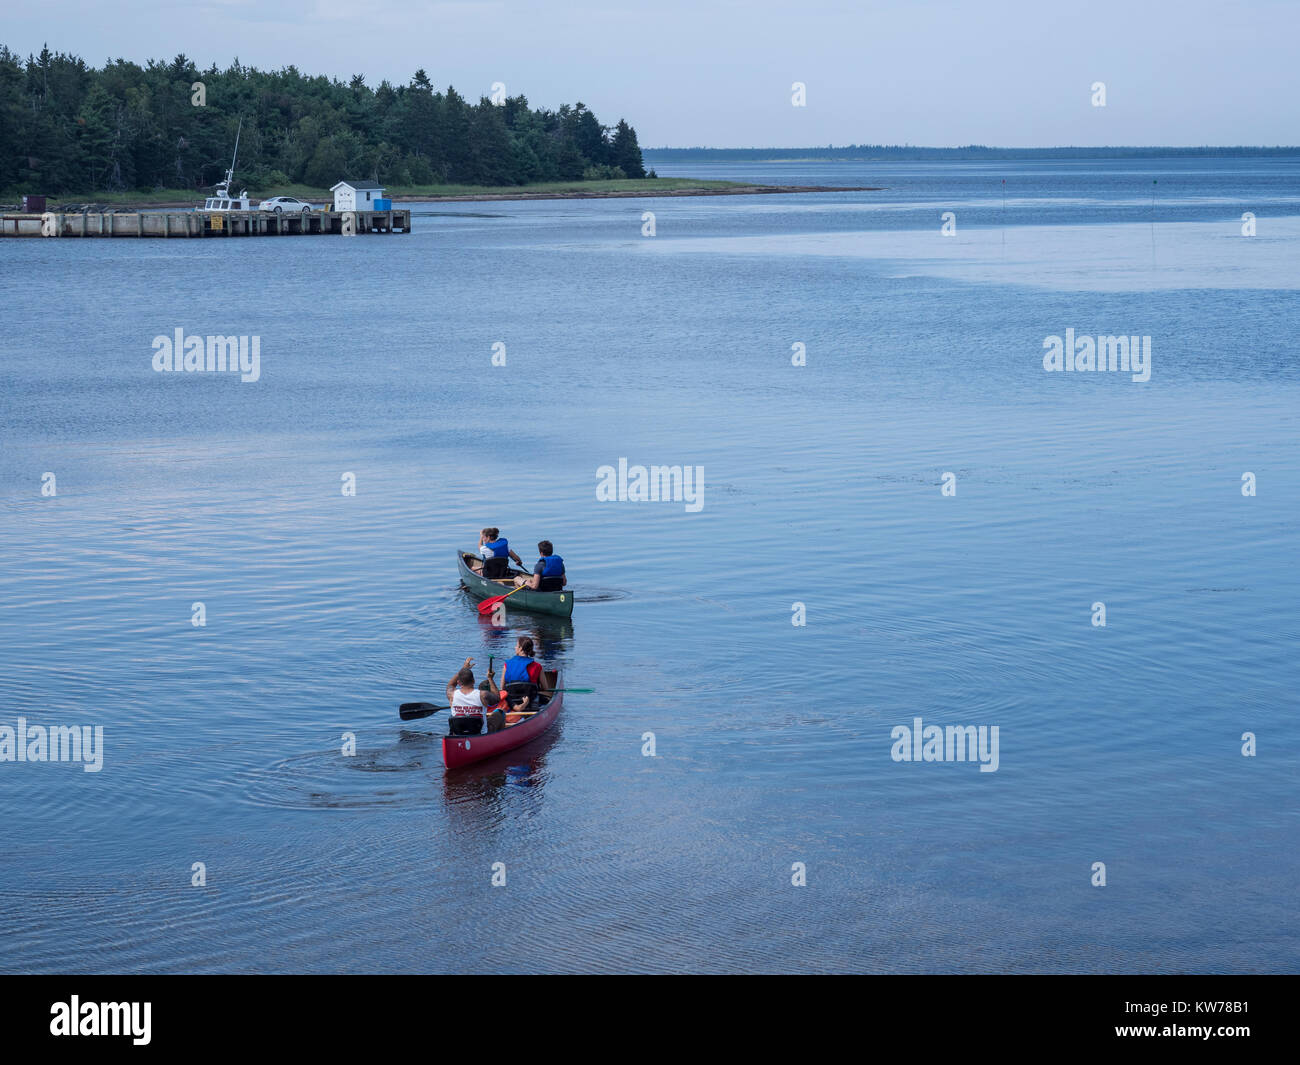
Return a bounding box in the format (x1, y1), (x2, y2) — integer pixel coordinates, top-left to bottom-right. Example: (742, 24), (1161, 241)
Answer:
(503, 655), (537, 686)
(484, 537), (509, 558)
(540, 554), (564, 578)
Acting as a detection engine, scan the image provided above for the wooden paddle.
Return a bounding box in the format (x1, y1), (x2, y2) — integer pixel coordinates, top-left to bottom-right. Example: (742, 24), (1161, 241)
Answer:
(477, 582), (529, 615)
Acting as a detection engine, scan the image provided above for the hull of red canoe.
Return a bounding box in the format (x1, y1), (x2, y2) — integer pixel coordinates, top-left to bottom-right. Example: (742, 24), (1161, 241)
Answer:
(442, 671), (564, 769)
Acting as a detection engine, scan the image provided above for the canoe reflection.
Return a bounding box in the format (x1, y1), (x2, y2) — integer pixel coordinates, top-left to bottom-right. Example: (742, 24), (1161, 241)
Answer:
(471, 608), (574, 661)
(441, 739), (557, 807)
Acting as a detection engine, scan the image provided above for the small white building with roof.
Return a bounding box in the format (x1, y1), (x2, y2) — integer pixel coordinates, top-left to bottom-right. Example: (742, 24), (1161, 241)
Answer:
(330, 180), (386, 212)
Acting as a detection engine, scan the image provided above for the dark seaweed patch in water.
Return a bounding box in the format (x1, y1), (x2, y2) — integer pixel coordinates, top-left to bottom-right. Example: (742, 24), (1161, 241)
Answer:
(239, 734), (444, 810)
(575, 588), (629, 603)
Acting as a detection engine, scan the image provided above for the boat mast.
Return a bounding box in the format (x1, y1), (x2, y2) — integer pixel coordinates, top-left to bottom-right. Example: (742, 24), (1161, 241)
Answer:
(216, 117), (243, 198)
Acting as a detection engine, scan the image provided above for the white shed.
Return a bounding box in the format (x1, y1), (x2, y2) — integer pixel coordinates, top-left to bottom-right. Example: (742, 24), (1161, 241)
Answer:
(330, 180), (386, 211)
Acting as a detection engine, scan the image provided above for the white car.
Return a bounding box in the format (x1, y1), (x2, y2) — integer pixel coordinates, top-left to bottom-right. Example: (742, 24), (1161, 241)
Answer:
(258, 196), (317, 214)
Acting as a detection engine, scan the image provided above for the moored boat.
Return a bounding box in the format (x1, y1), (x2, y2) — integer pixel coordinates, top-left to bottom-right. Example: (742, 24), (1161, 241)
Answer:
(197, 118), (252, 212)
(456, 550), (575, 618)
(442, 670), (563, 769)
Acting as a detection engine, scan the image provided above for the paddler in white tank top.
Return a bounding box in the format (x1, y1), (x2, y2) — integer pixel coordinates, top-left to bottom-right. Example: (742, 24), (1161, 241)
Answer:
(445, 657), (502, 735)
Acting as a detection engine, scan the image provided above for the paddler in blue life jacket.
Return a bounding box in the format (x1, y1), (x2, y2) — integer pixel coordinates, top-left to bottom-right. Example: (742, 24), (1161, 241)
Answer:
(513, 540), (566, 593)
(500, 636), (551, 713)
(472, 527), (523, 579)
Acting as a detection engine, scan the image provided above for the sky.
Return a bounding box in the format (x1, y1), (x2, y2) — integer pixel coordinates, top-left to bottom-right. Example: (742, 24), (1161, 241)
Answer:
(4, 0), (1297, 147)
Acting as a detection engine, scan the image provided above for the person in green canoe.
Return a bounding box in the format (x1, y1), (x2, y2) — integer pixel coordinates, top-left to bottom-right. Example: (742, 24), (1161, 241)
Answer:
(512, 540), (566, 592)
(471, 527), (523, 580)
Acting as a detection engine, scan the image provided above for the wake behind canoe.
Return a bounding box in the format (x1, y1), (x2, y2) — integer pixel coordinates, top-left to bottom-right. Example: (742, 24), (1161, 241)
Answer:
(456, 550), (575, 618)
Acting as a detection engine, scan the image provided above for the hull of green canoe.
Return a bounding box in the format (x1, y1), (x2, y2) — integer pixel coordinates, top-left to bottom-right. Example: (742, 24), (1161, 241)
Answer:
(456, 551), (575, 618)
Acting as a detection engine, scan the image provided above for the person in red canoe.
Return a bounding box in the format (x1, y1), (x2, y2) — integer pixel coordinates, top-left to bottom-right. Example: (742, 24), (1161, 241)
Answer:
(512, 540), (566, 592)
(446, 657), (503, 735)
(471, 527), (523, 580)
(500, 637), (551, 713)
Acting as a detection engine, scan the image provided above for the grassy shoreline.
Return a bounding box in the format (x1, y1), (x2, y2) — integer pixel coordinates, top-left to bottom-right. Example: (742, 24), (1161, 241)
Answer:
(4, 177), (876, 210)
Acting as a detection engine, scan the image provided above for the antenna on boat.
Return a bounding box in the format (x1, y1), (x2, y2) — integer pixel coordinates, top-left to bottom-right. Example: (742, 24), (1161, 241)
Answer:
(215, 117), (243, 198)
(226, 117), (242, 189)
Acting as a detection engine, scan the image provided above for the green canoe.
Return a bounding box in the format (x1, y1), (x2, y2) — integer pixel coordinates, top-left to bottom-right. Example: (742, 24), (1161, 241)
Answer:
(456, 550), (575, 618)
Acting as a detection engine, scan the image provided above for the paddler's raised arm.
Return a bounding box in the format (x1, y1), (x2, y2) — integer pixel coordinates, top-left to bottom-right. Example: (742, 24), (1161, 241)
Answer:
(447, 656), (473, 700)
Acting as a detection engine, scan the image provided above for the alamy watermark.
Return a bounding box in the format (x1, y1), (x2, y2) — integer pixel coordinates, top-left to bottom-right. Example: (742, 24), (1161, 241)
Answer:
(1, 717), (104, 772)
(596, 458), (704, 512)
(50, 996), (150, 1044)
(1042, 330), (1150, 382)
(152, 328), (261, 382)
(890, 717), (999, 772)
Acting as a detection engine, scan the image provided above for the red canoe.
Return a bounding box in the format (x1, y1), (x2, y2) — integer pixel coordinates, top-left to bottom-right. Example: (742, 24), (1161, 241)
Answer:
(442, 670), (564, 769)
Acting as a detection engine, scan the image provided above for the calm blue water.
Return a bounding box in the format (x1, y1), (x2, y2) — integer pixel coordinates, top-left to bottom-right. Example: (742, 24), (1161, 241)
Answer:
(1, 157), (1297, 973)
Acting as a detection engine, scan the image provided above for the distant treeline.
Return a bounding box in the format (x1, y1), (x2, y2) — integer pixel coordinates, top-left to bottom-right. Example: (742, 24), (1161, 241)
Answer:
(646, 145), (1299, 161)
(0, 45), (647, 195)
